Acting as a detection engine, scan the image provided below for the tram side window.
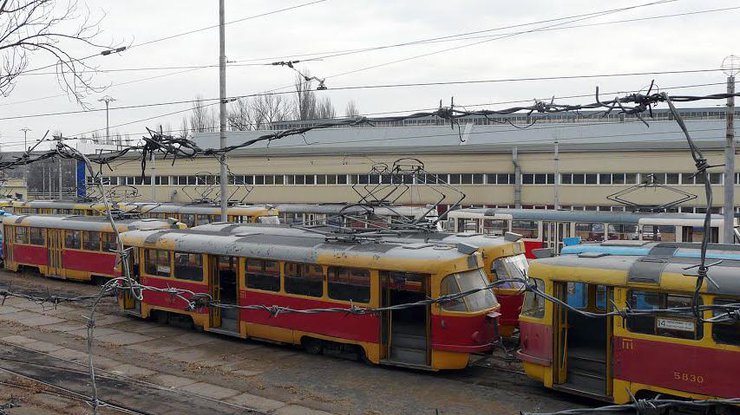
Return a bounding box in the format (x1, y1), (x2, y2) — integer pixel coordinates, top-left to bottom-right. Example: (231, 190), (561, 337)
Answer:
(441, 269), (496, 312)
(245, 259), (280, 292)
(145, 249), (171, 277)
(65, 230), (81, 249)
(101, 233), (116, 252)
(512, 220), (538, 239)
(174, 252), (203, 281)
(483, 219), (508, 236)
(14, 227), (29, 244)
(327, 267), (370, 303)
(284, 262), (324, 297)
(712, 298), (740, 345)
(608, 224), (638, 241)
(82, 231), (101, 251)
(575, 223), (604, 242)
(627, 291), (702, 340)
(29, 228), (45, 246)
(181, 214), (196, 228)
(521, 278), (545, 318)
(641, 225), (676, 242)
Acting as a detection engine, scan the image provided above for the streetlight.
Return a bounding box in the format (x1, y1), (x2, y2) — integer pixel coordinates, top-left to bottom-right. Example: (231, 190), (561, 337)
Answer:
(20, 127), (31, 151)
(721, 55), (740, 243)
(98, 95), (116, 147)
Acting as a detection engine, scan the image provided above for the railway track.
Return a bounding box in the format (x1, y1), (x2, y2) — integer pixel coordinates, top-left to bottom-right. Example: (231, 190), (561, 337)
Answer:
(0, 342), (266, 415)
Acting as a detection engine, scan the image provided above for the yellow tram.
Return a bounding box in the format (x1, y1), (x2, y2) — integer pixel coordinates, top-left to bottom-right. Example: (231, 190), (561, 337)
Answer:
(518, 245), (740, 403)
(118, 226), (501, 370)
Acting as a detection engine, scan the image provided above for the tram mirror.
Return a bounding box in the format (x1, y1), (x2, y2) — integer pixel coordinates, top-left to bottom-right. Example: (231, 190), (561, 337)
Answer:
(531, 248), (554, 259)
(504, 232), (522, 242)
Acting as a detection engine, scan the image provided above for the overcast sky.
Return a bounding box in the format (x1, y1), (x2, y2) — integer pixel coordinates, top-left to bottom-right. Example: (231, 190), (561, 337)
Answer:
(1, 0), (739, 151)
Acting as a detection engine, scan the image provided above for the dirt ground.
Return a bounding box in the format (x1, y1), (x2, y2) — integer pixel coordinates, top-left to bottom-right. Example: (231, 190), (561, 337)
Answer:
(0, 270), (594, 415)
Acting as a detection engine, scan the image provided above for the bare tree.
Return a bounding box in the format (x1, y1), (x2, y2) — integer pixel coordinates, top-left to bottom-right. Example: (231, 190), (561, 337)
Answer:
(91, 131), (101, 143)
(316, 96), (335, 119)
(293, 71), (317, 121)
(345, 100), (359, 117)
(228, 98), (255, 131)
(0, 0), (116, 103)
(254, 93), (289, 127)
(189, 95), (216, 133)
(179, 116), (189, 138)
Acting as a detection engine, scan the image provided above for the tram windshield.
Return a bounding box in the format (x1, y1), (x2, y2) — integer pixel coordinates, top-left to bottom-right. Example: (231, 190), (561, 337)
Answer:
(491, 254), (528, 289)
(441, 269), (497, 312)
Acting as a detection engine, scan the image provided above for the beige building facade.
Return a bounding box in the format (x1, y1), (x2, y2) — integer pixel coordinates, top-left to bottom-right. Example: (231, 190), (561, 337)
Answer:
(96, 109), (740, 213)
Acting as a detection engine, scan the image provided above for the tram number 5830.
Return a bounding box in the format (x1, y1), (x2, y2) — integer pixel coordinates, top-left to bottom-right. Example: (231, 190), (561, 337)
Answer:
(673, 371), (704, 384)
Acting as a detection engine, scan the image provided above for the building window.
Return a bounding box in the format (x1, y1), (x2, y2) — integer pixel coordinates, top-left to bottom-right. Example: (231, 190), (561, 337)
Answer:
(274, 175), (284, 185)
(665, 173), (679, 184)
(561, 174), (572, 185)
(337, 174), (348, 185)
(174, 252), (203, 281)
(327, 267), (370, 303)
(599, 174), (612, 185)
(245, 259), (280, 292)
(255, 175), (264, 185)
(316, 175), (326, 185)
(572, 174), (585, 184)
(585, 174), (598, 184)
(145, 249), (171, 277)
(522, 174), (534, 185)
(473, 174), (484, 185)
(326, 174), (336, 185)
(305, 175), (315, 185)
(284, 262), (324, 297)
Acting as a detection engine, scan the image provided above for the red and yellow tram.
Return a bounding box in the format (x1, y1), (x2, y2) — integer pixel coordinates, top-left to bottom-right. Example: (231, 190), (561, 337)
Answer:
(518, 247), (740, 403)
(2, 215), (184, 282)
(194, 223), (528, 337)
(118, 226), (501, 370)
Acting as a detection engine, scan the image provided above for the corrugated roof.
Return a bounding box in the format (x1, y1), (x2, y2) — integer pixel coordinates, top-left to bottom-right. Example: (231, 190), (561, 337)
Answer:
(193, 118), (738, 156)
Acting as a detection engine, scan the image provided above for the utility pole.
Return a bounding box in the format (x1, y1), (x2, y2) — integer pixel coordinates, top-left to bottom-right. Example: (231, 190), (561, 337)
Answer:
(98, 95), (116, 147)
(218, 0), (228, 221)
(554, 141), (560, 210)
(20, 127), (31, 151)
(20, 127), (31, 193)
(722, 56), (739, 243)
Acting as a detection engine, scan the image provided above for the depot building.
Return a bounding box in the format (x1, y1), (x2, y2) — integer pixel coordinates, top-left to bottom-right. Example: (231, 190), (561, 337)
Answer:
(97, 108), (740, 213)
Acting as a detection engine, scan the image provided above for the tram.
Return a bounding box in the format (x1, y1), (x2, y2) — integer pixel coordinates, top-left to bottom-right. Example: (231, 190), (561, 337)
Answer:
(446, 208), (731, 257)
(276, 203), (442, 230)
(12, 200), (112, 216)
(2, 215), (185, 282)
(518, 246), (740, 403)
(120, 202), (280, 227)
(118, 226), (500, 370)
(193, 222), (527, 337)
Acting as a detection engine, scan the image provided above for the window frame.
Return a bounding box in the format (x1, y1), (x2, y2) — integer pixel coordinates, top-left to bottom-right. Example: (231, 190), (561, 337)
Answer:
(327, 266), (371, 303)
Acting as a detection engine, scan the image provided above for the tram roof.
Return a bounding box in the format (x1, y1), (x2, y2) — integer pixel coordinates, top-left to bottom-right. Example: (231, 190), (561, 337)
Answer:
(2, 214), (181, 232)
(125, 202), (277, 215)
(192, 223), (516, 250)
(275, 203), (437, 218)
(121, 228), (479, 271)
(13, 200), (106, 209)
(478, 208), (724, 225)
(530, 249), (740, 296)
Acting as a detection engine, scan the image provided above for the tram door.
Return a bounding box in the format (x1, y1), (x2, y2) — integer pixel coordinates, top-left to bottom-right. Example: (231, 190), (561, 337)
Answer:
(121, 247), (141, 315)
(553, 282), (612, 398)
(543, 222), (571, 255)
(47, 229), (64, 277)
(381, 272), (430, 367)
(209, 255), (239, 333)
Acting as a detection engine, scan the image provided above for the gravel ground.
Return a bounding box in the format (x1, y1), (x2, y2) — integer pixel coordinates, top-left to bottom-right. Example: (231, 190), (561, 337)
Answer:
(0, 269), (595, 415)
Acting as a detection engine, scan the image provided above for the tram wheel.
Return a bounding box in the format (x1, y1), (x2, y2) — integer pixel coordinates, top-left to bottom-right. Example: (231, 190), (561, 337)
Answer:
(301, 337), (323, 355)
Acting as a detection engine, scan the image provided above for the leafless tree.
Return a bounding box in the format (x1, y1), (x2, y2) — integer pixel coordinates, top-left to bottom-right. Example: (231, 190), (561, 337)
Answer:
(179, 116), (189, 138)
(345, 100), (359, 117)
(316, 96), (335, 119)
(189, 95), (216, 133)
(228, 98), (255, 131)
(90, 131), (101, 143)
(0, 0), (117, 103)
(293, 71), (317, 121)
(254, 93), (289, 127)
